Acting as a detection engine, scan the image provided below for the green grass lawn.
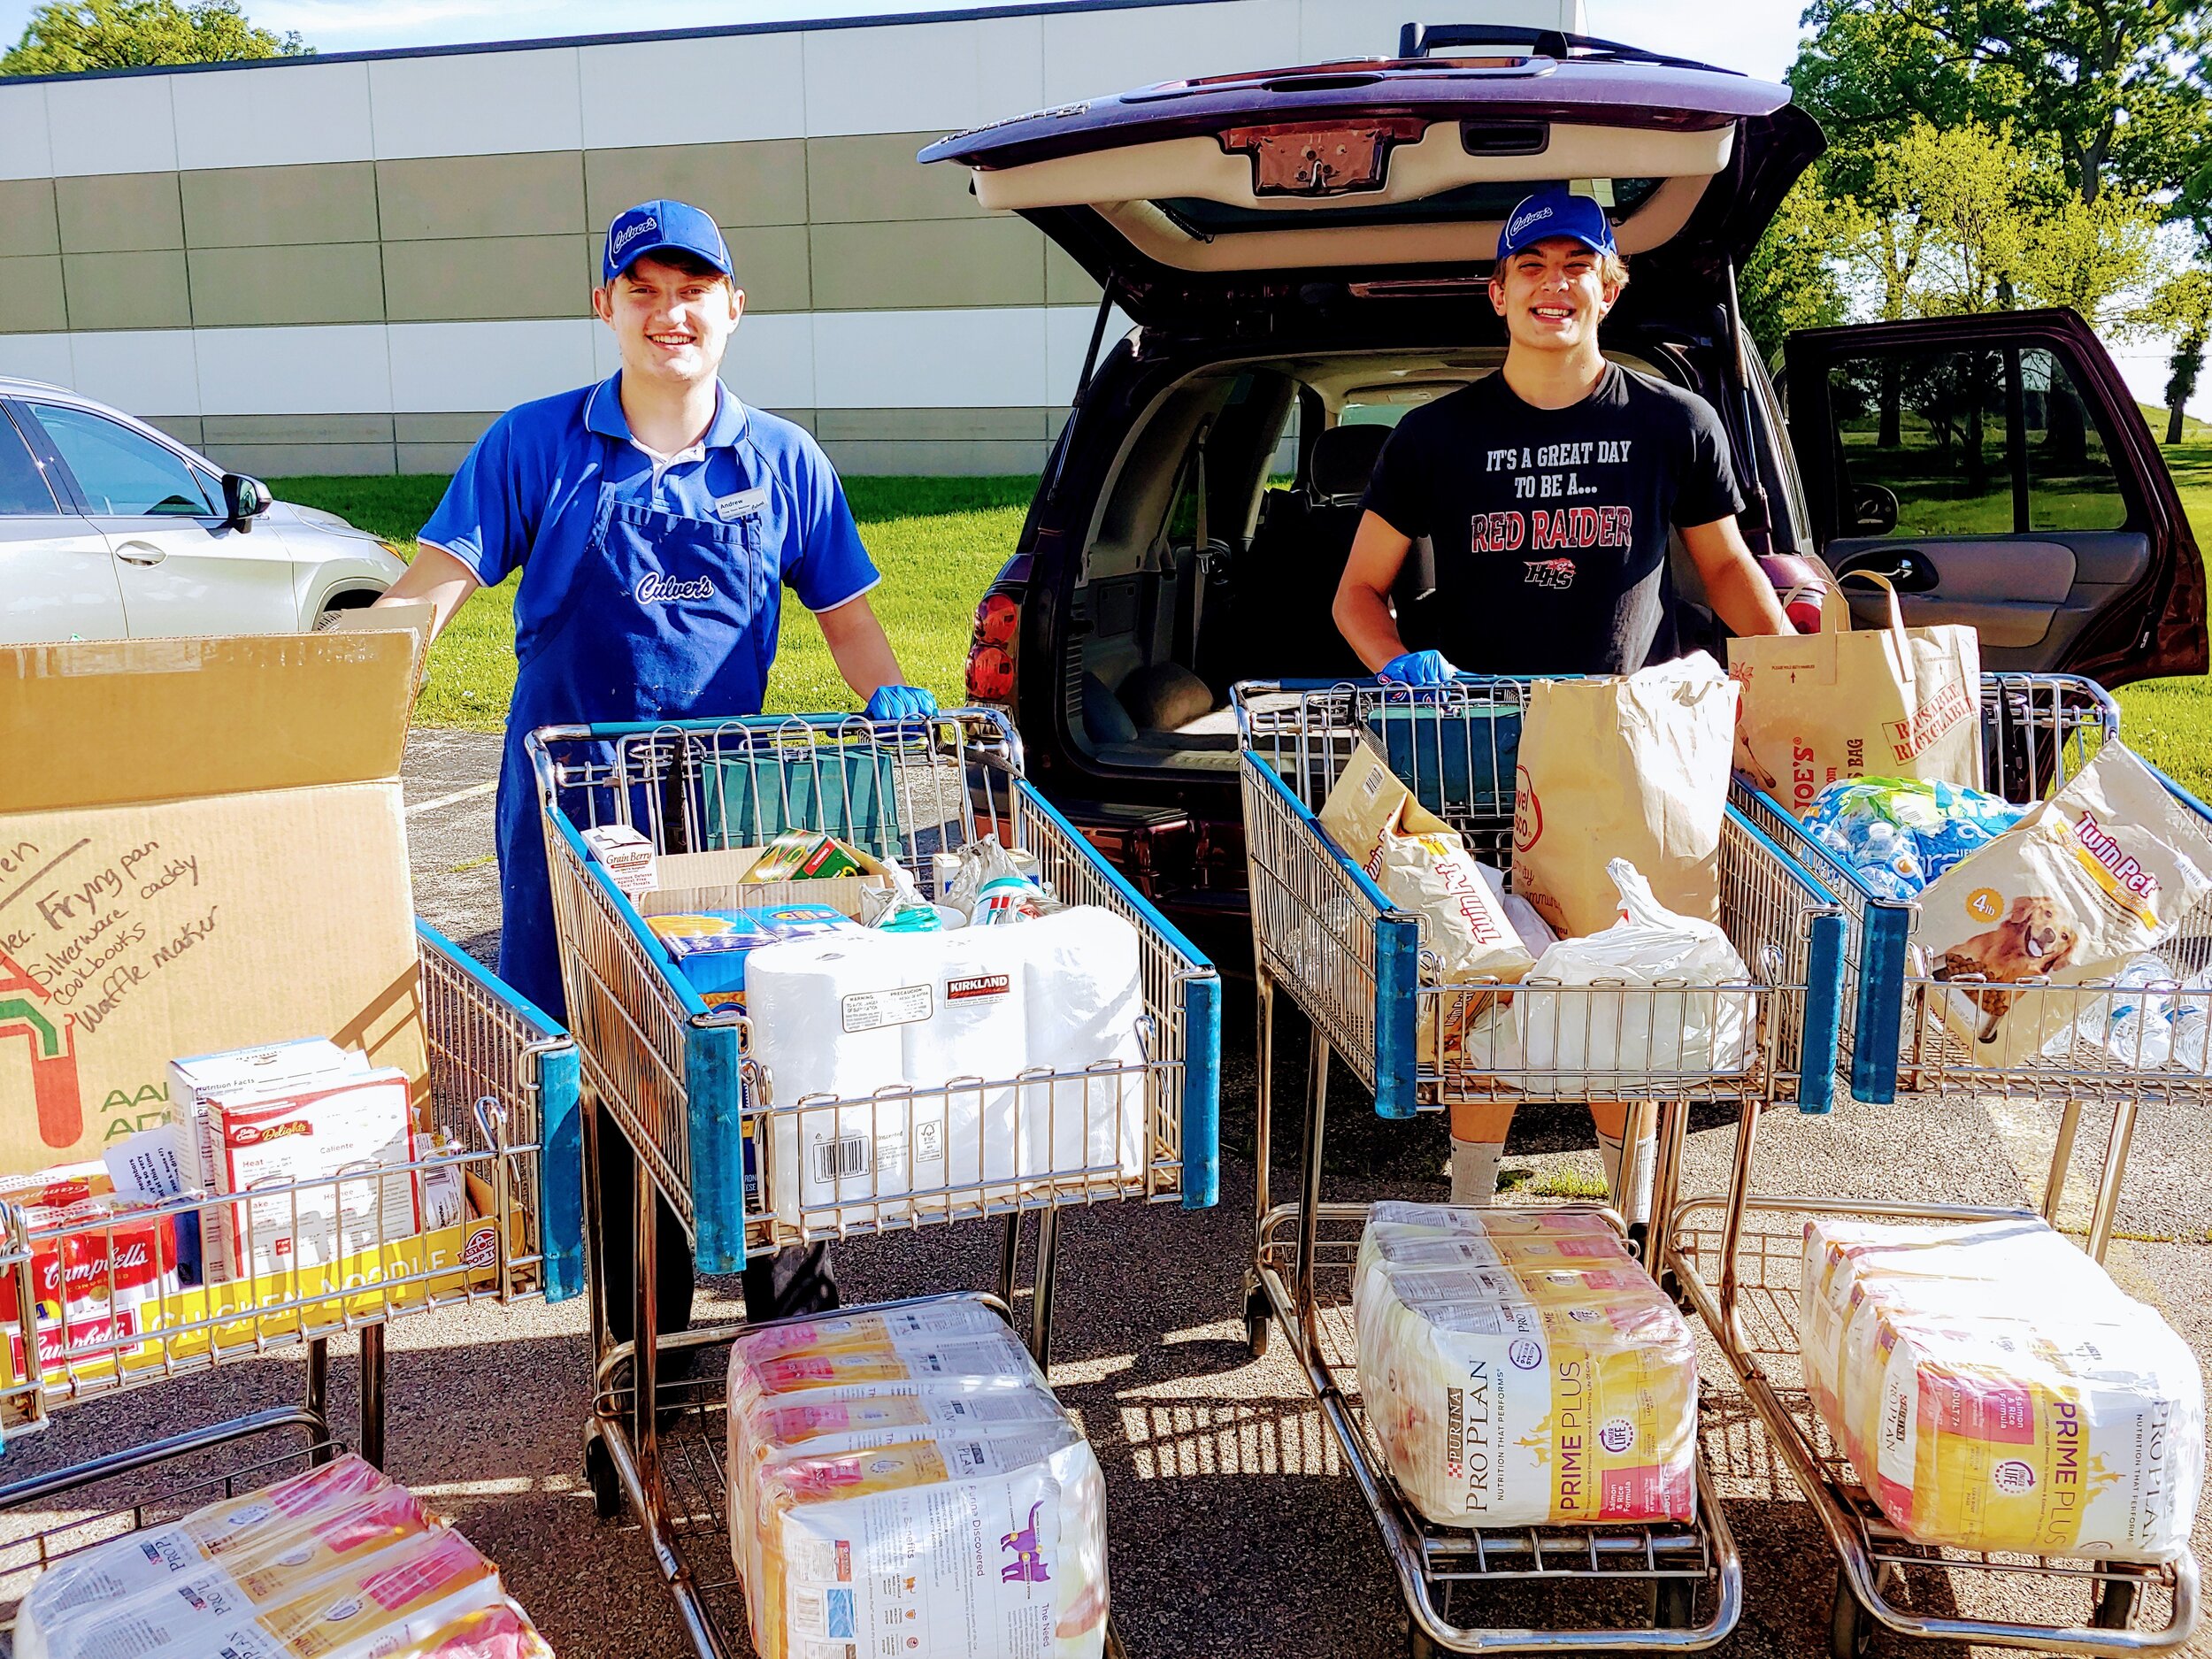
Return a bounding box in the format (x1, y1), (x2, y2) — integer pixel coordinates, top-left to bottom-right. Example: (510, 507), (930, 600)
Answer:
(2115, 441), (2212, 799)
(272, 473), (1033, 730)
(274, 441), (2212, 794)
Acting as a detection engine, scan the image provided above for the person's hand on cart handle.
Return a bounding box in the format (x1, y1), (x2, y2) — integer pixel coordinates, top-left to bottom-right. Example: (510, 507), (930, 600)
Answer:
(864, 682), (938, 724)
(1379, 649), (1456, 687)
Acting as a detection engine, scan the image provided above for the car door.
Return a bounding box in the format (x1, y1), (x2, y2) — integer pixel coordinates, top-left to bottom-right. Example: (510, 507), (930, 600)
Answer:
(14, 400), (299, 639)
(1784, 310), (2206, 685)
(0, 405), (127, 644)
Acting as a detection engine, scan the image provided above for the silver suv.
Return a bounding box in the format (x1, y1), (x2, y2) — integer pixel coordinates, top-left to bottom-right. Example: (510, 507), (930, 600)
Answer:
(0, 379), (405, 641)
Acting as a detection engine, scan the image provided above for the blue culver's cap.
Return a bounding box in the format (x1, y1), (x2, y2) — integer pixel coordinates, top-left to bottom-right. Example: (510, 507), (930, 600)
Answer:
(603, 199), (732, 284)
(1496, 187), (1617, 261)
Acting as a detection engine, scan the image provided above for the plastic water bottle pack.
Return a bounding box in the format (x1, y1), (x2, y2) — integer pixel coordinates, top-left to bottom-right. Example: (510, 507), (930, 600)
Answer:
(1801, 777), (2027, 902)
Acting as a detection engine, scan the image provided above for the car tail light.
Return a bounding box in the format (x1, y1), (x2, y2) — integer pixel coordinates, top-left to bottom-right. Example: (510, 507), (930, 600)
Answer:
(966, 591), (1020, 704)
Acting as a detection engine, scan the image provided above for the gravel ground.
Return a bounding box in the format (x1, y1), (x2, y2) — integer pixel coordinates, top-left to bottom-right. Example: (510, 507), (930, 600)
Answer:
(1, 724), (2206, 1659)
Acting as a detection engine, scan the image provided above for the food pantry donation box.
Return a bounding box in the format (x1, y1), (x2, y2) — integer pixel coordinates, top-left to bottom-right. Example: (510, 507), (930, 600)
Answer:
(0, 634), (426, 1176)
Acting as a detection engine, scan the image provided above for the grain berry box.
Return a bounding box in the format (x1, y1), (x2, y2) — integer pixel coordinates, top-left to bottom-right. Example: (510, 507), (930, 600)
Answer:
(0, 634), (426, 1179)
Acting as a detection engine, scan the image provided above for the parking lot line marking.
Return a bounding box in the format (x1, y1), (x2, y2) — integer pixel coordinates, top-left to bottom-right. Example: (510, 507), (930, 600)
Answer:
(406, 780), (498, 818)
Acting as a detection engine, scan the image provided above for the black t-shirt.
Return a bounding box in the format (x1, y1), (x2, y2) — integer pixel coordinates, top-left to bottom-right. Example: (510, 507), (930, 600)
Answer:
(1361, 365), (1746, 675)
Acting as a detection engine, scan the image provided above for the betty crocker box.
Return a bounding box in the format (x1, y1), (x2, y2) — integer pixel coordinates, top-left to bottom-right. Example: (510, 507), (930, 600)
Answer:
(205, 1069), (419, 1286)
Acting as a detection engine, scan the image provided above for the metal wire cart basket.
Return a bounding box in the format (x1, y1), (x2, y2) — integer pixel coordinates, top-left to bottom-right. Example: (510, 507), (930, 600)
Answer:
(1233, 676), (1851, 1655)
(0, 918), (579, 1631)
(531, 709), (1221, 1659)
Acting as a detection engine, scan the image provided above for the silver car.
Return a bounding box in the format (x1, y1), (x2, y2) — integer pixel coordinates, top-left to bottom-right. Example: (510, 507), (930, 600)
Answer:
(0, 378), (406, 642)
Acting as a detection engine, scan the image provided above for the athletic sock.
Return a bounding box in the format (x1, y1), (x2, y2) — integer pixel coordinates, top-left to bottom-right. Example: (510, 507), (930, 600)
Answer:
(1596, 1122), (1657, 1225)
(1449, 1138), (1504, 1206)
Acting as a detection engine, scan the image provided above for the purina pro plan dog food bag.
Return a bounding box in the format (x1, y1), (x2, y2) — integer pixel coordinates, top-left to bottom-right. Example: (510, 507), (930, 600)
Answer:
(1914, 742), (2212, 1066)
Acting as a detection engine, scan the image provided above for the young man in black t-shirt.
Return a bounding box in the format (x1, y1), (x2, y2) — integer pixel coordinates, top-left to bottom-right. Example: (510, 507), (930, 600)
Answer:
(1333, 185), (1792, 1225)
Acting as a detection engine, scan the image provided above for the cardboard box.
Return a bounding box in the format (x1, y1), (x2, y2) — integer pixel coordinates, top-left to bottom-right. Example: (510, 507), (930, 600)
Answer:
(0, 635), (425, 1178)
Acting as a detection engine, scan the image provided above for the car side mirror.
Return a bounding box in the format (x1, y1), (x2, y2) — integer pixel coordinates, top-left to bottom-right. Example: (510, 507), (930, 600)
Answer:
(1850, 483), (1899, 536)
(222, 472), (273, 531)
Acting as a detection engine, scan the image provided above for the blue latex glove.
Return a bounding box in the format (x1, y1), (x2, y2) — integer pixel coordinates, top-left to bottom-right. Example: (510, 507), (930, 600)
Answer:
(1379, 649), (1457, 686)
(864, 683), (938, 723)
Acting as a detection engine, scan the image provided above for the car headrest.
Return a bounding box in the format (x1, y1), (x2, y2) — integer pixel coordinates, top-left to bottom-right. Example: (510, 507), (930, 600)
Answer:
(1308, 423), (1392, 505)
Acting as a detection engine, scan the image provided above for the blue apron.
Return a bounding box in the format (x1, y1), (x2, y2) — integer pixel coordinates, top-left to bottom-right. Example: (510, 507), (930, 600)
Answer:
(494, 445), (775, 1018)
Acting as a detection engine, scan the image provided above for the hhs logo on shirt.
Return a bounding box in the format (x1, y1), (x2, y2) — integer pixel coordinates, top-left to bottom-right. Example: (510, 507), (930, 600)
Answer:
(635, 572), (716, 604)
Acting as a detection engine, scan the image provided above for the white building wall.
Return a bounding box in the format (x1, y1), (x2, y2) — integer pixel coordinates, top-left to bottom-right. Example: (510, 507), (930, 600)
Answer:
(0, 0), (1585, 474)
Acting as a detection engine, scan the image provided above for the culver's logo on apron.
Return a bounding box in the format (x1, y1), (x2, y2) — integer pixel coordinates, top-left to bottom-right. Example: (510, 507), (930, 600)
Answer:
(634, 571), (717, 604)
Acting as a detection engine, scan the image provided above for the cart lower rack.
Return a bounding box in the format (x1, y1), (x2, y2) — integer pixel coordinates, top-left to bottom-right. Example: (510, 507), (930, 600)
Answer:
(1671, 1131), (2201, 1657)
(1250, 1196), (1742, 1655)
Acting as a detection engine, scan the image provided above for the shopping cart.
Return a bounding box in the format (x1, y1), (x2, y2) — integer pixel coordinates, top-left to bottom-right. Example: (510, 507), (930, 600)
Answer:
(1233, 677), (1850, 1654)
(530, 710), (1219, 1659)
(1671, 1181), (2200, 1656)
(0, 918), (577, 1631)
(1732, 672), (2120, 1107)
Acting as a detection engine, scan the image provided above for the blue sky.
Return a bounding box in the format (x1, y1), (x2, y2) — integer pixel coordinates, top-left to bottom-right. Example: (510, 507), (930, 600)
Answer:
(0, 0), (1811, 80)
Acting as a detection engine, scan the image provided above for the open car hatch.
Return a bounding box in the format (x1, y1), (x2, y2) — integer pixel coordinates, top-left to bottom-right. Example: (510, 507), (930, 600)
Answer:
(918, 28), (1823, 326)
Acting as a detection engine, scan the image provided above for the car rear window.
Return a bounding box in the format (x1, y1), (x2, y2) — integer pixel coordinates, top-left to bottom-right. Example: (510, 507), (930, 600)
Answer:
(0, 413), (57, 516)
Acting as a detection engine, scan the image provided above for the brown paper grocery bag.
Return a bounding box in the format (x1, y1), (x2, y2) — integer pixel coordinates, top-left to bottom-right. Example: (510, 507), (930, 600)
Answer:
(1511, 654), (1738, 938)
(1729, 572), (1981, 818)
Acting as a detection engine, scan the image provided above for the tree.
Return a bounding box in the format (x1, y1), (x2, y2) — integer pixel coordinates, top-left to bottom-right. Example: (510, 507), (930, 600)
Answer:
(1790, 1), (2211, 229)
(1, 0), (305, 74)
(2015, 190), (2163, 331)
(2137, 268), (2212, 443)
(1839, 119), (2055, 320)
(1740, 177), (1866, 357)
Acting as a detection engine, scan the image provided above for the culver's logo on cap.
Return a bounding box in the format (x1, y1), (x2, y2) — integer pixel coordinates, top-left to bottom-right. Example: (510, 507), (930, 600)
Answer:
(635, 572), (716, 604)
(1506, 204), (1554, 242)
(611, 213), (660, 257)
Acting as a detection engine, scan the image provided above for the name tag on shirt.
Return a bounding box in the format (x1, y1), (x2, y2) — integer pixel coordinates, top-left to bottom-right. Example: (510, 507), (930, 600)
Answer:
(715, 488), (768, 522)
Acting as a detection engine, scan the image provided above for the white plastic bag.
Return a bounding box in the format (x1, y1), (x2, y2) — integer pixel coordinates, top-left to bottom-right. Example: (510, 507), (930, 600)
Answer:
(1512, 860), (1754, 1094)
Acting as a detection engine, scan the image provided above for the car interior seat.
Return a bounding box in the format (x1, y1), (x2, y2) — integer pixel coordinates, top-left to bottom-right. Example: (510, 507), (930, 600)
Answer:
(1228, 421), (1391, 685)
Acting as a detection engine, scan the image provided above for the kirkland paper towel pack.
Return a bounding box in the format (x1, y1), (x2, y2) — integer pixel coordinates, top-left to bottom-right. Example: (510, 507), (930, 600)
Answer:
(745, 907), (1145, 1225)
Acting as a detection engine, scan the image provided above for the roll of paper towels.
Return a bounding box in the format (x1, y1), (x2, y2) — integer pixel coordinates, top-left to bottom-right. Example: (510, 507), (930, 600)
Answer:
(746, 933), (933, 1227)
(900, 927), (1028, 1202)
(1020, 908), (1146, 1183)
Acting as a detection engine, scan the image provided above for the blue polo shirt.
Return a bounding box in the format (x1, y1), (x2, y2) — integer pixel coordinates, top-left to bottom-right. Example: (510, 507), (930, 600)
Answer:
(420, 374), (878, 692)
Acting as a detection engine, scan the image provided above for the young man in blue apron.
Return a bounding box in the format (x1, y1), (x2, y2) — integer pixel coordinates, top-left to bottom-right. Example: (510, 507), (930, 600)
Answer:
(375, 198), (934, 1327)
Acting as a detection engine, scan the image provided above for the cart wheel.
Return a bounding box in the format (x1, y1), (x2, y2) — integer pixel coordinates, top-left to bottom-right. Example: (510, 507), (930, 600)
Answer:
(1650, 1577), (1698, 1630)
(1829, 1572), (1873, 1659)
(584, 1432), (623, 1522)
(2092, 1568), (2139, 1631)
(1243, 1283), (1272, 1361)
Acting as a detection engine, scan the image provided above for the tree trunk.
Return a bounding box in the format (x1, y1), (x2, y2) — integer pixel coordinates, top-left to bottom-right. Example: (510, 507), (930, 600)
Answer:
(1878, 356), (1902, 449)
(2167, 330), (2206, 446)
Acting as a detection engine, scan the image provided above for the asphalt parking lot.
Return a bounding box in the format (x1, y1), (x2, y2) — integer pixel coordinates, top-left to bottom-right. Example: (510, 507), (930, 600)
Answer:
(0, 724), (2206, 1659)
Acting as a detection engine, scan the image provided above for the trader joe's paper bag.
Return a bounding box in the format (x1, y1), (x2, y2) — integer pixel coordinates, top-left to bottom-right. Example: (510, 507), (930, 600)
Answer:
(1730, 574), (1981, 816)
(1916, 741), (2212, 1064)
(1512, 655), (1737, 938)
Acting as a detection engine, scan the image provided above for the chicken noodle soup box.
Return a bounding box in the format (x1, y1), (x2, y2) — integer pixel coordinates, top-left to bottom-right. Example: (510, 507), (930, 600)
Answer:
(0, 636), (426, 1178)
